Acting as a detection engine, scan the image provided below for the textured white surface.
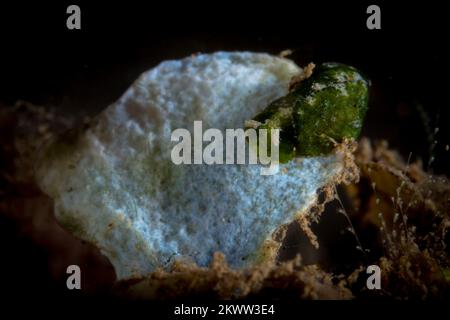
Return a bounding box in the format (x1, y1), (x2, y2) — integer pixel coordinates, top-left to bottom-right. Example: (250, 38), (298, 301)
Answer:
(36, 52), (343, 280)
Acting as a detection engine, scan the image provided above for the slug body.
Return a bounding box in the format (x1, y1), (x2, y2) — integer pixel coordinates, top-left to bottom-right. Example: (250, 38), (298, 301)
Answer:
(249, 63), (370, 162)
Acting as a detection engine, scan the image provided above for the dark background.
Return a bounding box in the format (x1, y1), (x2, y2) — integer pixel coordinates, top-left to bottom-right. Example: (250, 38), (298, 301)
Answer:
(1, 1), (448, 173)
(0, 0), (448, 309)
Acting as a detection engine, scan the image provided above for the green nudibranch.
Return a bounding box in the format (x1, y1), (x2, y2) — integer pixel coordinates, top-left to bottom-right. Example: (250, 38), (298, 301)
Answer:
(247, 62), (370, 162)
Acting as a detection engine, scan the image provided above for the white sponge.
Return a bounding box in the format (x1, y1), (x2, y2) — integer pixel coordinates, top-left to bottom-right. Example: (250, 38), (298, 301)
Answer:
(36, 52), (343, 280)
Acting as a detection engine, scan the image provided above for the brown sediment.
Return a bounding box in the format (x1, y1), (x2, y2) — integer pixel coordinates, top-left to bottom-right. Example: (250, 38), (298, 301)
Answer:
(289, 62), (316, 90)
(115, 252), (352, 300)
(296, 138), (360, 248)
(347, 138), (449, 299)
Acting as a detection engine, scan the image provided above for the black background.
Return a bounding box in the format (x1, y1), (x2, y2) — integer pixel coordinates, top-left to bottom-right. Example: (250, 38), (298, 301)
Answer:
(0, 0), (449, 312)
(1, 1), (448, 173)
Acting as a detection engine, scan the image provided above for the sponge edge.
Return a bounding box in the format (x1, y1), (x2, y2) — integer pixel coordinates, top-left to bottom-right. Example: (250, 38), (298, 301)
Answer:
(36, 52), (344, 280)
